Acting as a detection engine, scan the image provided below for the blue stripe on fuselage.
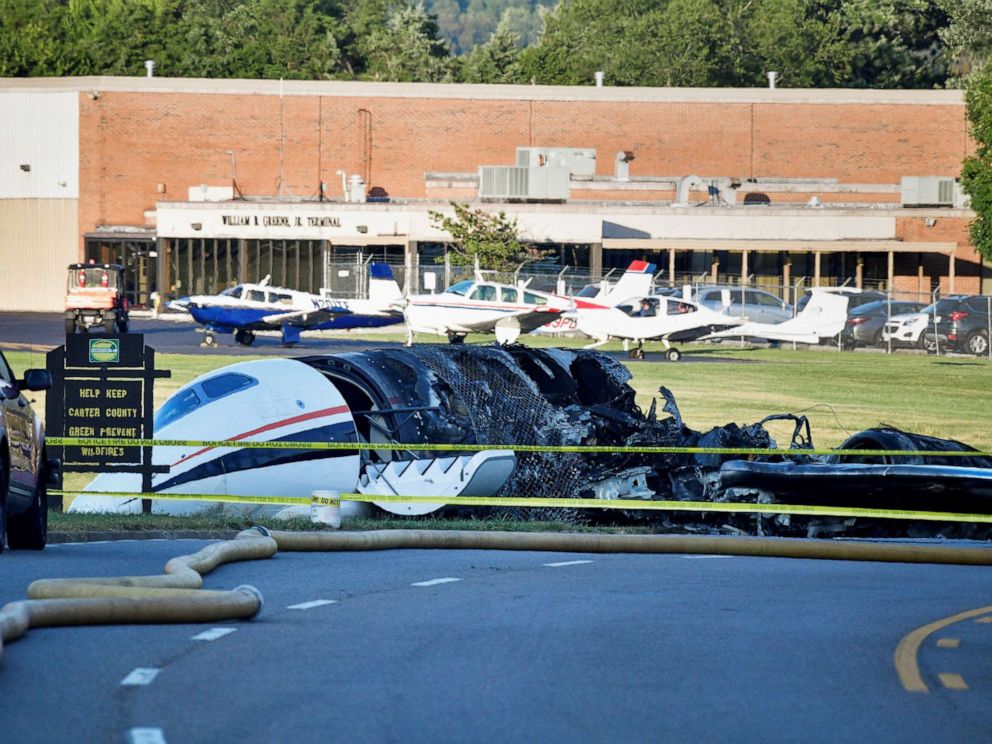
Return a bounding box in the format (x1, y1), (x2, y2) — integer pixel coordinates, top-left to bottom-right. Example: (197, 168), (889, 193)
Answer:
(154, 421), (358, 491)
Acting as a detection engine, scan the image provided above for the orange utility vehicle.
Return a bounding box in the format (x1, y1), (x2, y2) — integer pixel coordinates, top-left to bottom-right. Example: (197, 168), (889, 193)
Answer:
(64, 262), (130, 334)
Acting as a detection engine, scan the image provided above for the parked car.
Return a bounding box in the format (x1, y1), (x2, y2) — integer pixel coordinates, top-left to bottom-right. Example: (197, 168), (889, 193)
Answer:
(694, 286), (792, 323)
(0, 351), (52, 552)
(840, 299), (924, 349)
(796, 288), (889, 344)
(922, 295), (992, 356)
(882, 297), (966, 351)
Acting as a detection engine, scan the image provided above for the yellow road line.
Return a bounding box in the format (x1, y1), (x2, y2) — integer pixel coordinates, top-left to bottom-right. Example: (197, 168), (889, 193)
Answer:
(895, 606), (992, 692)
(936, 638), (960, 649)
(938, 673), (969, 690)
(976, 617), (992, 624)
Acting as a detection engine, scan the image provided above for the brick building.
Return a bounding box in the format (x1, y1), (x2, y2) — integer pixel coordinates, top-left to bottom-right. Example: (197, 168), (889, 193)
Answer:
(0, 76), (986, 311)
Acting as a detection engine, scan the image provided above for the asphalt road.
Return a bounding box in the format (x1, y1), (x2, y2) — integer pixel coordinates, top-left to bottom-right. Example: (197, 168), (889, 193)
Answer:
(2, 539), (992, 743)
(0, 312), (767, 364)
(0, 311), (408, 356)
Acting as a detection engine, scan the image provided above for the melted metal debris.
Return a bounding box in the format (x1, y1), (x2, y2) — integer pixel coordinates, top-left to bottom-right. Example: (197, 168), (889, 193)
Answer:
(302, 345), (992, 538)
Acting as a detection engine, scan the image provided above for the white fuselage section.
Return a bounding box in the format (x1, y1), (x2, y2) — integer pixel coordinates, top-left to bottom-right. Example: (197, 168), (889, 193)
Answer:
(404, 279), (572, 340)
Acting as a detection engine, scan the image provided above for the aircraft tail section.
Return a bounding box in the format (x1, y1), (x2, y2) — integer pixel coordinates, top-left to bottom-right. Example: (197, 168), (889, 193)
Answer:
(369, 262), (403, 305)
(600, 260), (656, 304)
(704, 289), (849, 344)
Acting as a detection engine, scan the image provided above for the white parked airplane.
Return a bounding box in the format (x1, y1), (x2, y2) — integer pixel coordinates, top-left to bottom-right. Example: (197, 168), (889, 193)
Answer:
(576, 287), (850, 361)
(535, 260), (658, 335)
(169, 262), (404, 347)
(702, 288), (850, 345)
(576, 294), (744, 361)
(402, 276), (572, 344)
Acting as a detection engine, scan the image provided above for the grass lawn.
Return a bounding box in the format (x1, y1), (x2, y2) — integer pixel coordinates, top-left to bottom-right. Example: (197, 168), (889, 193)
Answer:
(6, 339), (990, 452)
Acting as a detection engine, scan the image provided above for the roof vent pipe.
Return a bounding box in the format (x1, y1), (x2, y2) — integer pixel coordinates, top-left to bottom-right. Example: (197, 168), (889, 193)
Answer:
(767, 71), (778, 89)
(594, 71), (604, 87)
(145, 60), (155, 78)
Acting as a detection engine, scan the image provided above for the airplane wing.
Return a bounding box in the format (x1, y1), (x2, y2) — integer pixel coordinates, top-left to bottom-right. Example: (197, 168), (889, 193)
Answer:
(261, 306), (352, 326)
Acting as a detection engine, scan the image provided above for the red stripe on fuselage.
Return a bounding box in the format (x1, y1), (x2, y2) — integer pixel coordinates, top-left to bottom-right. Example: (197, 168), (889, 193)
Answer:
(171, 404), (350, 467)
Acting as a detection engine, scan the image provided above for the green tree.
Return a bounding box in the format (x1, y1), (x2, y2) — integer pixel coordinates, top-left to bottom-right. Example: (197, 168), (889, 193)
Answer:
(0, 0), (68, 76)
(961, 65), (992, 260)
(196, 0), (345, 79)
(940, 0), (992, 78)
(364, 2), (454, 81)
(460, 13), (522, 82)
(429, 202), (547, 271)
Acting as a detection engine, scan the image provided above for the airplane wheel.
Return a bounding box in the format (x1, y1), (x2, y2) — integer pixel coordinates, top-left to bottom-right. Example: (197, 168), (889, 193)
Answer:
(202, 333), (217, 348)
(628, 348), (644, 360)
(447, 333), (465, 345)
(666, 348), (682, 362)
(235, 330), (255, 346)
(65, 317), (75, 335)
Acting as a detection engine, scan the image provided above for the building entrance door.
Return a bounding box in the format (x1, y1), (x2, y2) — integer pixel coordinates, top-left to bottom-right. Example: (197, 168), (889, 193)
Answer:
(84, 234), (157, 308)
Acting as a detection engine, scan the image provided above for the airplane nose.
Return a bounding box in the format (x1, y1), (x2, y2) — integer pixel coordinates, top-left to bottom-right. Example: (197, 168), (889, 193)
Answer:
(168, 297), (191, 311)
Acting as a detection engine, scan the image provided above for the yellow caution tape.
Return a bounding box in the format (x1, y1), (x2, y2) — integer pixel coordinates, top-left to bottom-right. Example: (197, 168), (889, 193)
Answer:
(45, 437), (992, 459)
(52, 490), (992, 524)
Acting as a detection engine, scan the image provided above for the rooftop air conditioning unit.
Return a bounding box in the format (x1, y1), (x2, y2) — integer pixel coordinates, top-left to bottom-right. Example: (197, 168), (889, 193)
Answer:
(479, 166), (570, 201)
(515, 147), (597, 178)
(901, 176), (956, 207)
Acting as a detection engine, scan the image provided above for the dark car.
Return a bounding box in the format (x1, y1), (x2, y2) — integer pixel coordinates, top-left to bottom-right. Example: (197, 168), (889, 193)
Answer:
(0, 351), (52, 552)
(796, 287), (888, 314)
(923, 295), (991, 356)
(840, 299), (924, 349)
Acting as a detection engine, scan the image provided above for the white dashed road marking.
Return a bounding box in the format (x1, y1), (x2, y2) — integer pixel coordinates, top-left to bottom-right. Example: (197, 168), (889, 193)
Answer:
(288, 599), (338, 610)
(191, 627), (238, 642)
(411, 577), (461, 587)
(544, 560), (594, 567)
(121, 668), (161, 686)
(127, 728), (167, 744)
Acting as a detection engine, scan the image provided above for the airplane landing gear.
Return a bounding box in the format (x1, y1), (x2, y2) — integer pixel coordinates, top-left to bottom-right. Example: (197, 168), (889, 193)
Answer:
(447, 333), (466, 344)
(666, 348), (682, 362)
(627, 341), (645, 360)
(201, 332), (218, 348)
(235, 329), (256, 347)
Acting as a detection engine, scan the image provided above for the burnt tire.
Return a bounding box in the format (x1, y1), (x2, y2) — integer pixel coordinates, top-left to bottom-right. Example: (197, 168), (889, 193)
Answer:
(6, 469), (47, 550)
(65, 317), (76, 335)
(965, 330), (989, 357)
(104, 316), (116, 334)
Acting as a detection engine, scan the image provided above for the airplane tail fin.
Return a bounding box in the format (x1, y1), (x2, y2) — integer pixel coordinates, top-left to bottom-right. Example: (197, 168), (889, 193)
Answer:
(600, 260), (656, 304)
(369, 262), (403, 306)
(704, 289), (849, 344)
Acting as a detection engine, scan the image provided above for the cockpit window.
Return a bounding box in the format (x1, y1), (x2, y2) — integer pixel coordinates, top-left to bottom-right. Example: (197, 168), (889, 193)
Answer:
(470, 285), (497, 302)
(154, 387), (202, 430)
(446, 280), (474, 296)
(246, 289), (266, 302)
(221, 286), (243, 299)
(201, 372), (256, 400)
(153, 373), (257, 430)
(523, 291), (547, 305)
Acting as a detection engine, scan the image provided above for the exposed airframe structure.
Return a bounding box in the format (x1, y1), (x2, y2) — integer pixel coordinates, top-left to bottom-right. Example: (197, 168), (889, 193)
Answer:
(72, 345), (992, 539)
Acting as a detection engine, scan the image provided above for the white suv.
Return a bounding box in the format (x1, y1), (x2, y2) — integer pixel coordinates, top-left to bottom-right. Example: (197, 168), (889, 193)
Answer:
(882, 298), (965, 350)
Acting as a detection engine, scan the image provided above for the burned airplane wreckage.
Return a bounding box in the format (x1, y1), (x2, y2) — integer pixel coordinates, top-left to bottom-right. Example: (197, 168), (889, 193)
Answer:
(74, 345), (992, 539)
